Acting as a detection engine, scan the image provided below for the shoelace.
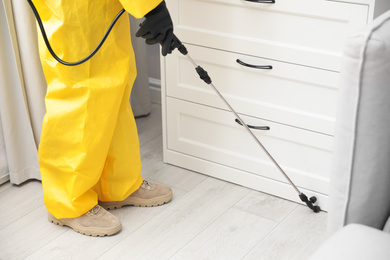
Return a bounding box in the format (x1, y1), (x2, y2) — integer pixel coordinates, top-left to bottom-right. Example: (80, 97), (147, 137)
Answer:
(141, 180), (151, 190)
(85, 205), (101, 217)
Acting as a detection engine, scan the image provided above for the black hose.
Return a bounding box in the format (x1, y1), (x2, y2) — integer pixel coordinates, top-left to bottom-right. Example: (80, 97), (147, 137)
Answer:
(27, 0), (125, 66)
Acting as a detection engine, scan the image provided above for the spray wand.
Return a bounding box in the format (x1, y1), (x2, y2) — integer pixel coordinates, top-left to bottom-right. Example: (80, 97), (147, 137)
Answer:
(170, 35), (321, 213)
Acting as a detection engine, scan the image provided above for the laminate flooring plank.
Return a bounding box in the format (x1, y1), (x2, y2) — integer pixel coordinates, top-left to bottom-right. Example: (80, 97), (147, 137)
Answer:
(99, 177), (250, 260)
(170, 207), (278, 260)
(25, 186), (187, 260)
(243, 205), (327, 260)
(0, 206), (67, 260)
(150, 164), (207, 191)
(0, 180), (43, 230)
(135, 104), (160, 127)
(136, 104), (162, 147)
(139, 134), (166, 179)
(1, 103), (329, 260)
(234, 190), (298, 222)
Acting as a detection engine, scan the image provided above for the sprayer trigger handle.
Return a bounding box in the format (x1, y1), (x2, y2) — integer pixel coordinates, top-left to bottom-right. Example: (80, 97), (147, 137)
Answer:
(171, 34), (188, 55)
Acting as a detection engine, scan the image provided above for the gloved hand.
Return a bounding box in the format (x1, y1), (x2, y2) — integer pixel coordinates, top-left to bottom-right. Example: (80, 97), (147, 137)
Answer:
(136, 1), (174, 56)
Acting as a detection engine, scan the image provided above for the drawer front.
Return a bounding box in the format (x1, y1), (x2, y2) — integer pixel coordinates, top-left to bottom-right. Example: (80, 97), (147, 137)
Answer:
(166, 97), (332, 195)
(166, 44), (338, 135)
(167, 0), (368, 70)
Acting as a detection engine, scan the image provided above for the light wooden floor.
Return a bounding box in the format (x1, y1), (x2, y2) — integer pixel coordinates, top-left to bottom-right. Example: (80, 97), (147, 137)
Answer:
(0, 104), (327, 260)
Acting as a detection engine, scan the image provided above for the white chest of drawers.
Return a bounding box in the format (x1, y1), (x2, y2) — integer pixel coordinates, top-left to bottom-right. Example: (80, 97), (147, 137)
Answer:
(161, 0), (390, 210)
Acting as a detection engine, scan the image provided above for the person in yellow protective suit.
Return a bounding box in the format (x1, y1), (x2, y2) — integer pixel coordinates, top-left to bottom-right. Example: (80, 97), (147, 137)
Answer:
(35, 0), (175, 236)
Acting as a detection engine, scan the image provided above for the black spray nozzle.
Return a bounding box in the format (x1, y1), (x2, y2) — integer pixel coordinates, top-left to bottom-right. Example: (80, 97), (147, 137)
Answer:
(171, 34), (188, 55)
(299, 193), (321, 213)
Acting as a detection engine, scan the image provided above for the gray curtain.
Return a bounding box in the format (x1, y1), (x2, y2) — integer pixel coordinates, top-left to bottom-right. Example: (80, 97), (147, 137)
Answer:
(0, 0), (151, 185)
(0, 0), (43, 184)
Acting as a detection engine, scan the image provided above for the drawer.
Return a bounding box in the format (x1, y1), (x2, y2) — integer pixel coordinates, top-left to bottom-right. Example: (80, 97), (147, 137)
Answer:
(166, 97), (332, 195)
(167, 0), (368, 71)
(166, 44), (339, 135)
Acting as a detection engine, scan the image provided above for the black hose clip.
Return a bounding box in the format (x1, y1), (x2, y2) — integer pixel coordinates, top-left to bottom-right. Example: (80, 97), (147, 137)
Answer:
(196, 66), (212, 84)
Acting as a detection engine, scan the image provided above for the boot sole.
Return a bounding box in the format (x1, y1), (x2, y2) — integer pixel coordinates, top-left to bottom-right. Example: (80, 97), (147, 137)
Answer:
(48, 214), (122, 237)
(99, 190), (173, 210)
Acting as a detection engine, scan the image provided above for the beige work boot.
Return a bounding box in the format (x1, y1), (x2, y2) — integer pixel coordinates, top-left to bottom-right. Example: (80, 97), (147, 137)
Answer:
(48, 205), (122, 237)
(99, 180), (173, 210)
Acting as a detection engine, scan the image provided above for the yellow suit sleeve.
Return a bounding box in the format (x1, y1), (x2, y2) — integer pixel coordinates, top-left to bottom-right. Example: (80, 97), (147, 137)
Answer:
(119, 0), (163, 19)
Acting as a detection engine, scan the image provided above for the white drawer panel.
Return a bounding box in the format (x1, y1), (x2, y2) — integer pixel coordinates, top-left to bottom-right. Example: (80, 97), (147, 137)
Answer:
(168, 0), (368, 70)
(166, 97), (332, 194)
(166, 44), (338, 135)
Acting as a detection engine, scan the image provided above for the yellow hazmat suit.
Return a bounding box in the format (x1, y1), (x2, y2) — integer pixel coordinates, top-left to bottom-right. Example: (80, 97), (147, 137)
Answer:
(35, 0), (162, 218)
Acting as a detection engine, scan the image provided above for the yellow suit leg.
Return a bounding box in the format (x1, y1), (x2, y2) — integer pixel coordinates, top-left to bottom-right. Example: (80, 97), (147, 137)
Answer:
(36, 0), (151, 218)
(93, 75), (143, 202)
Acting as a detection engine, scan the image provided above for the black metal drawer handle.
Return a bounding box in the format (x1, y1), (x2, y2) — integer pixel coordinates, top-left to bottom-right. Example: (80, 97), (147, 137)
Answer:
(235, 119), (270, 130)
(236, 59), (273, 70)
(244, 0), (275, 3)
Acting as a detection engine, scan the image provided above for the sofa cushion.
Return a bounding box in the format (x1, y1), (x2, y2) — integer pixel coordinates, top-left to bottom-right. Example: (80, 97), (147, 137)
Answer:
(383, 216), (390, 233)
(328, 10), (390, 235)
(309, 224), (390, 260)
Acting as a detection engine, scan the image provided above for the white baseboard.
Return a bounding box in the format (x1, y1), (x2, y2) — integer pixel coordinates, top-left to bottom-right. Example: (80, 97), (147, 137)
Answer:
(149, 78), (161, 105)
(0, 174), (9, 185)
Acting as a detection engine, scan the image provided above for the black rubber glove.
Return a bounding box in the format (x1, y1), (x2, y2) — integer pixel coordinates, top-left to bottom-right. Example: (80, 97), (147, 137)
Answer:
(136, 1), (174, 56)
